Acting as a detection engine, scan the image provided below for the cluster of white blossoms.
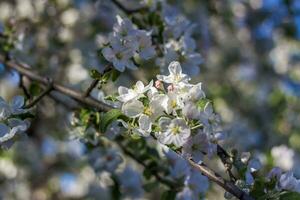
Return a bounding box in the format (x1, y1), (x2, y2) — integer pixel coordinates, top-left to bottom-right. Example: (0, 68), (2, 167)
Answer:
(117, 61), (225, 163)
(102, 15), (155, 72)
(88, 146), (144, 198)
(0, 96), (30, 149)
(154, 2), (202, 76)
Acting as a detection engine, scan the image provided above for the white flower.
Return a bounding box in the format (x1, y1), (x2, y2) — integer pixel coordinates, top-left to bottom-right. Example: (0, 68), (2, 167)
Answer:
(182, 102), (200, 119)
(118, 167), (144, 199)
(114, 15), (137, 39)
(185, 169), (209, 195)
(245, 158), (262, 185)
(199, 102), (222, 135)
(164, 92), (185, 114)
(102, 37), (137, 72)
(176, 187), (195, 200)
(157, 61), (190, 85)
(121, 100), (144, 118)
(182, 83), (205, 102)
(162, 4), (191, 39)
(117, 80), (153, 103)
(279, 171), (300, 193)
(182, 132), (216, 163)
(0, 99), (11, 120)
(267, 167), (282, 180)
(10, 95), (26, 115)
(134, 114), (152, 137)
(271, 145), (295, 171)
(164, 149), (190, 179)
(157, 117), (190, 147)
(163, 39), (202, 76)
(136, 30), (156, 60)
(103, 15), (155, 71)
(121, 95), (166, 137)
(0, 118), (29, 145)
(88, 148), (123, 173)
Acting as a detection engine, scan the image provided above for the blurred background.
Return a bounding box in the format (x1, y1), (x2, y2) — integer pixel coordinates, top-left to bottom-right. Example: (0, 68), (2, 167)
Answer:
(0, 0), (300, 199)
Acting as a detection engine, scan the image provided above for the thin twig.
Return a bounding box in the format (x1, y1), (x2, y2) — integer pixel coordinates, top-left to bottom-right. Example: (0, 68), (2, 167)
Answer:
(0, 54), (112, 112)
(188, 160), (254, 200)
(24, 78), (53, 109)
(217, 145), (237, 181)
(83, 66), (112, 97)
(111, 0), (146, 14)
(19, 75), (31, 99)
(83, 79), (99, 97)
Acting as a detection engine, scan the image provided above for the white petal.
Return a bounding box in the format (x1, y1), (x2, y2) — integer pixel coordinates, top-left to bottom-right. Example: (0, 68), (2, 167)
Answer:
(113, 59), (126, 72)
(204, 102), (213, 115)
(102, 47), (114, 61)
(118, 86), (129, 96)
(168, 61), (182, 75)
(0, 123), (9, 137)
(11, 96), (24, 108)
(122, 100), (143, 118)
(135, 81), (145, 92)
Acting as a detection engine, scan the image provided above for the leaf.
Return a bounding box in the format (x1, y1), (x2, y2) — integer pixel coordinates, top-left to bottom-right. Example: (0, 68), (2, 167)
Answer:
(89, 69), (102, 79)
(100, 109), (123, 133)
(279, 192), (300, 200)
(161, 190), (176, 200)
(29, 83), (42, 97)
(196, 99), (210, 111)
(111, 69), (121, 82)
(143, 182), (158, 192)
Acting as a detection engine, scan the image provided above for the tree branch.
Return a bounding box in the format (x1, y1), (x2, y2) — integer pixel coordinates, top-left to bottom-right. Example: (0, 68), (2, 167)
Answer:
(83, 66), (112, 97)
(0, 54), (112, 112)
(188, 160), (254, 200)
(111, 0), (147, 15)
(24, 78), (53, 109)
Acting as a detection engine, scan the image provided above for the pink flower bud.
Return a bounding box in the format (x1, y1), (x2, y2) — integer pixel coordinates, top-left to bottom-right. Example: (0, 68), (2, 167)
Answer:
(167, 84), (175, 92)
(155, 80), (162, 89)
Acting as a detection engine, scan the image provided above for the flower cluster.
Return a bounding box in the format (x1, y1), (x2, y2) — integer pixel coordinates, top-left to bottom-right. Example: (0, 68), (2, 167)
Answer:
(117, 61), (224, 163)
(143, 1), (202, 76)
(102, 15), (155, 72)
(0, 96), (30, 149)
(87, 146), (144, 198)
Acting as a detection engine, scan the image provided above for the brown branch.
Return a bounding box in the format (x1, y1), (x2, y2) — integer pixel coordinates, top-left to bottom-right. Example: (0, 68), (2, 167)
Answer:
(83, 79), (99, 97)
(19, 75), (31, 99)
(188, 160), (254, 200)
(111, 0), (147, 15)
(24, 78), (53, 109)
(83, 66), (112, 97)
(0, 55), (254, 200)
(217, 144), (237, 181)
(0, 54), (113, 112)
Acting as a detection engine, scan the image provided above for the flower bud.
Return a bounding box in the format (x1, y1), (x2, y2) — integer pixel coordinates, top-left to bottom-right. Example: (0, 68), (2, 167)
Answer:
(167, 84), (175, 92)
(155, 80), (162, 89)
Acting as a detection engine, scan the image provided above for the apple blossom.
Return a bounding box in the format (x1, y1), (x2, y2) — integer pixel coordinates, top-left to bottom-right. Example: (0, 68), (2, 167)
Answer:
(157, 117), (191, 147)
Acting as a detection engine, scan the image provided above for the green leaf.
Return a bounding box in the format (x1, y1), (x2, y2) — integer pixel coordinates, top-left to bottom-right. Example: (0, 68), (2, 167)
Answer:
(280, 192), (300, 200)
(143, 182), (158, 192)
(161, 190), (176, 200)
(29, 83), (42, 97)
(196, 99), (210, 111)
(89, 69), (102, 79)
(111, 69), (121, 82)
(100, 109), (123, 133)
